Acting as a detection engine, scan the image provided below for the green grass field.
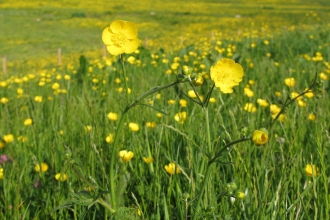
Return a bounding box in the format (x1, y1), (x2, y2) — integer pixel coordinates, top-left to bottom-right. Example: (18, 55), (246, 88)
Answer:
(1, 0), (330, 219)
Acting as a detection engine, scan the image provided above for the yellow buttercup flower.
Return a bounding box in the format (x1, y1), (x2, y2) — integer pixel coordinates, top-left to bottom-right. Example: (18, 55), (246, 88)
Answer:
(298, 100), (307, 107)
(209, 97), (216, 103)
(52, 83), (60, 90)
(119, 150), (134, 162)
(319, 72), (328, 80)
(284, 77), (295, 87)
(164, 162), (181, 175)
(257, 99), (269, 107)
(210, 58), (244, 93)
(129, 122), (140, 132)
(244, 103), (257, 112)
(107, 112), (118, 121)
(143, 157), (154, 164)
(304, 164), (320, 177)
(3, 134), (14, 143)
(179, 99), (187, 107)
(308, 113), (316, 121)
(55, 173), (67, 182)
(35, 162), (49, 172)
(0, 97), (9, 104)
(174, 112), (187, 124)
(146, 122), (156, 128)
(304, 89), (314, 98)
(84, 125), (92, 132)
(188, 90), (197, 98)
(270, 104), (281, 115)
(34, 96), (43, 103)
(105, 133), (115, 143)
(244, 87), (254, 97)
(0, 168), (4, 179)
(291, 92), (302, 101)
(167, 99), (175, 105)
(24, 118), (33, 126)
(102, 20), (140, 56)
(252, 129), (268, 146)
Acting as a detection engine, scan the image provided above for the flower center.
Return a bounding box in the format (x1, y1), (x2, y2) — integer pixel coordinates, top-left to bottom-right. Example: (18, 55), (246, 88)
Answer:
(111, 33), (127, 47)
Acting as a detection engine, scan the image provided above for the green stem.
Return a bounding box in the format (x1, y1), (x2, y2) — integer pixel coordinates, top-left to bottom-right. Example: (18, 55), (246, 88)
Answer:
(124, 80), (181, 113)
(109, 113), (126, 210)
(203, 107), (212, 153)
(193, 162), (212, 220)
(210, 137), (251, 163)
(97, 198), (116, 213)
(120, 55), (130, 104)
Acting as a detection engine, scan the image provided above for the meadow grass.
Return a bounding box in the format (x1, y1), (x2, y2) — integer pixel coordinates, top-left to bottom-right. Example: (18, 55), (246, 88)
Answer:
(0, 0), (330, 219)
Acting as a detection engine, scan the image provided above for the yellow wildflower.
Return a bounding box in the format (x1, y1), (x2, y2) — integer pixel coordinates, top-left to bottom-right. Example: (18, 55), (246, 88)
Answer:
(52, 82), (60, 90)
(164, 162), (181, 175)
(24, 118), (33, 126)
(179, 99), (187, 107)
(174, 112), (187, 124)
(0, 97), (9, 104)
(34, 96), (43, 102)
(129, 122), (140, 132)
(252, 129), (268, 146)
(257, 99), (269, 107)
(244, 103), (257, 112)
(244, 87), (254, 97)
(291, 92), (302, 101)
(55, 173), (67, 182)
(210, 58), (244, 93)
(209, 97), (216, 103)
(0, 168), (4, 179)
(119, 150), (134, 162)
(270, 104), (281, 115)
(84, 125), (92, 132)
(35, 163), (49, 172)
(102, 20), (140, 56)
(143, 157), (154, 164)
(304, 164), (320, 177)
(167, 99), (175, 105)
(105, 133), (115, 143)
(304, 89), (314, 98)
(308, 113), (316, 121)
(319, 72), (328, 80)
(107, 112), (118, 121)
(188, 90), (197, 98)
(236, 191), (245, 199)
(284, 78), (295, 87)
(3, 134), (14, 143)
(298, 100), (307, 107)
(146, 122), (157, 128)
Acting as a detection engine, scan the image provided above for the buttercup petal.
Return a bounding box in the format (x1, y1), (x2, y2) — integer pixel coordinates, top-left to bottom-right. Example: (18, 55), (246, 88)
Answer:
(123, 21), (138, 39)
(106, 45), (125, 56)
(125, 38), (140, 54)
(102, 28), (113, 45)
(110, 20), (125, 34)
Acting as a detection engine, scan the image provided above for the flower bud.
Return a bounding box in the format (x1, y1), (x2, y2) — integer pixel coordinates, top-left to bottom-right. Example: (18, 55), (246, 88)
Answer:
(252, 128), (268, 146)
(193, 75), (204, 86)
(236, 191), (245, 199)
(182, 65), (192, 75)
